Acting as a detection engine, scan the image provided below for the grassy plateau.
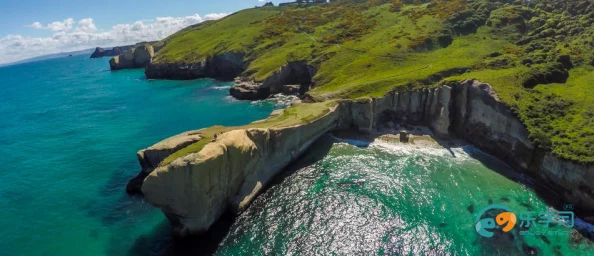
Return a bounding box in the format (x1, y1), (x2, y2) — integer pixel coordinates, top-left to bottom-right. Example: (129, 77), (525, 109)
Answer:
(153, 0), (594, 164)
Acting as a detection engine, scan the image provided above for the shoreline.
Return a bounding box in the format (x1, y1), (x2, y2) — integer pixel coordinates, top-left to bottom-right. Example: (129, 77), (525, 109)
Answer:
(132, 79), (594, 237)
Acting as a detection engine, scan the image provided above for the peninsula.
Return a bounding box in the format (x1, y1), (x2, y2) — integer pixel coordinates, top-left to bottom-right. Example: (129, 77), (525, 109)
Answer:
(123, 0), (594, 236)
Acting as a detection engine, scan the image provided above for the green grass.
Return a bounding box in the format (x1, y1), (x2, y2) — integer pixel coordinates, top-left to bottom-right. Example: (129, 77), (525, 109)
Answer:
(153, 7), (282, 64)
(153, 0), (594, 164)
(158, 101), (337, 166)
(160, 138), (212, 167)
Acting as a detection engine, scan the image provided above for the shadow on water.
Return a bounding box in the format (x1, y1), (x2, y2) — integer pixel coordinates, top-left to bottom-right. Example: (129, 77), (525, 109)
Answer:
(125, 212), (236, 256)
(81, 159), (154, 227)
(124, 134), (336, 255)
(462, 143), (594, 242)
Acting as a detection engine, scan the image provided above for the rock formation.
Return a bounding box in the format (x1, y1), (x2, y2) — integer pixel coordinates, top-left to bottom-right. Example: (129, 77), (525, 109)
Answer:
(145, 52), (245, 80)
(109, 44), (155, 71)
(131, 79), (594, 236)
(126, 130), (203, 193)
(230, 61), (316, 100)
(90, 45), (133, 58)
(145, 53), (316, 100)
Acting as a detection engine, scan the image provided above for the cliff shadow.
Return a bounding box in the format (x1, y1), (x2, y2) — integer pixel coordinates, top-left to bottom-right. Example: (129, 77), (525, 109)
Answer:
(461, 146), (594, 241)
(125, 211), (236, 256)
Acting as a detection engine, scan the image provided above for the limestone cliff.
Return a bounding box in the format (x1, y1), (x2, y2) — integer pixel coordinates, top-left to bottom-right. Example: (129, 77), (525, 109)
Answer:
(141, 104), (342, 236)
(126, 130), (203, 193)
(109, 44), (156, 71)
(132, 79), (594, 236)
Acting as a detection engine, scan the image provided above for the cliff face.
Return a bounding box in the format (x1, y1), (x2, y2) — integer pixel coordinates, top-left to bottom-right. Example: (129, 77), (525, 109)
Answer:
(109, 45), (156, 71)
(141, 104), (343, 236)
(133, 79), (594, 236)
(126, 130), (203, 193)
(349, 80), (593, 216)
(230, 61), (316, 100)
(146, 53), (316, 100)
(145, 52), (245, 80)
(90, 45), (133, 58)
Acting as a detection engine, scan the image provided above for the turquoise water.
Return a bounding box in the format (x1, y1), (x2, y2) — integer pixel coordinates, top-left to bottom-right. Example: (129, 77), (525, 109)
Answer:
(0, 55), (278, 255)
(216, 137), (594, 255)
(1, 56), (593, 255)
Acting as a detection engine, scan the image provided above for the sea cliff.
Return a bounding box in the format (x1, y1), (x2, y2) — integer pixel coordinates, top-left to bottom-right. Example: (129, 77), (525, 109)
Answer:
(130, 79), (594, 236)
(145, 52), (316, 100)
(89, 45), (133, 58)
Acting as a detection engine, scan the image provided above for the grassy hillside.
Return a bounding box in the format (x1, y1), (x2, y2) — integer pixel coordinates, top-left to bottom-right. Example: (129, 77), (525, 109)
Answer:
(154, 0), (594, 164)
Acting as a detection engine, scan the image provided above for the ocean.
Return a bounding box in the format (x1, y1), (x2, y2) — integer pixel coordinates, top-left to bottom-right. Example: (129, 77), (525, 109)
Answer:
(0, 55), (592, 255)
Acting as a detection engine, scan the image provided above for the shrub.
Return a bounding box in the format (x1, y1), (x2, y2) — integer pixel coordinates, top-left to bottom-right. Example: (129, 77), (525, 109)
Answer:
(521, 63), (569, 88)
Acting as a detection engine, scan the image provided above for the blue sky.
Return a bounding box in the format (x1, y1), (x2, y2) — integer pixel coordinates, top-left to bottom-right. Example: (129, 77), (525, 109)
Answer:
(0, 0), (285, 64)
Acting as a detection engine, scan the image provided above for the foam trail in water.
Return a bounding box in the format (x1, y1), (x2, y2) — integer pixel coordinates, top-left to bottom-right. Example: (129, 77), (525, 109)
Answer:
(211, 86), (232, 90)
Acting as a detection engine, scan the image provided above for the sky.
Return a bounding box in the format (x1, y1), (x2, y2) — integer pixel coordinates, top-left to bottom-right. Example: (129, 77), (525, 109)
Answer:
(0, 0), (285, 64)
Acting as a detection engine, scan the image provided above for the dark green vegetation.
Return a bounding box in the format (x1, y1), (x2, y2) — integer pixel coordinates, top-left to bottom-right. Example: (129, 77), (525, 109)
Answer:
(154, 0), (594, 164)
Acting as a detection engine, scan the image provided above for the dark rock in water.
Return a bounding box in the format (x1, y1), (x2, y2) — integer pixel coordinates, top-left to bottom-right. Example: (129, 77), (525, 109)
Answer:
(400, 131), (410, 143)
(539, 235), (550, 244)
(90, 47), (105, 58)
(439, 223), (448, 227)
(522, 244), (539, 255)
(126, 172), (150, 194)
(571, 230), (584, 243)
(230, 78), (270, 100)
(281, 84), (301, 96)
(467, 204), (474, 213)
(488, 199), (493, 204)
(500, 197), (510, 202)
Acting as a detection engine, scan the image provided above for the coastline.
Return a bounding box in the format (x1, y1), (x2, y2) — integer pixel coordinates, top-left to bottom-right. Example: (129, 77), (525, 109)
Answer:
(132, 79), (594, 236)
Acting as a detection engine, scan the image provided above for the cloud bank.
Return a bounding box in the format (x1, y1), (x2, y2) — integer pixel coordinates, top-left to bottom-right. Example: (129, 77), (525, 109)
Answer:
(1, 13), (228, 65)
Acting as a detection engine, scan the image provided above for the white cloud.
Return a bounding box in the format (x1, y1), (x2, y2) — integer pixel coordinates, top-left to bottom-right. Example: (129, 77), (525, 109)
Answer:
(76, 18), (97, 33)
(27, 22), (43, 29)
(2, 13), (229, 65)
(45, 18), (75, 32)
(203, 13), (229, 20)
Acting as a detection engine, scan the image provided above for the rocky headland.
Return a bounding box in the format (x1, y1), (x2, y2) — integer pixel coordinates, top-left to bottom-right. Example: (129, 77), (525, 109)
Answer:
(109, 42), (165, 71)
(128, 79), (594, 236)
(144, 52), (317, 100)
(89, 45), (133, 58)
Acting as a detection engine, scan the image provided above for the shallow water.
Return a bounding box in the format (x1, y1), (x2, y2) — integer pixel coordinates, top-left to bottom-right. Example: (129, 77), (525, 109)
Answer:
(0, 56), (592, 255)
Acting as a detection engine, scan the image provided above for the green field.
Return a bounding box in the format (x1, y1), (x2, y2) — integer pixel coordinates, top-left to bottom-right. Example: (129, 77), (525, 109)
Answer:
(153, 0), (594, 164)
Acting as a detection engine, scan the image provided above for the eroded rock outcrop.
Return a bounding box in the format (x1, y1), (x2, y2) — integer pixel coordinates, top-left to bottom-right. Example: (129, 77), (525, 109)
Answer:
(145, 52), (245, 80)
(126, 130), (203, 193)
(230, 61), (316, 100)
(141, 104), (343, 236)
(90, 45), (133, 58)
(132, 79), (594, 236)
(109, 44), (156, 71)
